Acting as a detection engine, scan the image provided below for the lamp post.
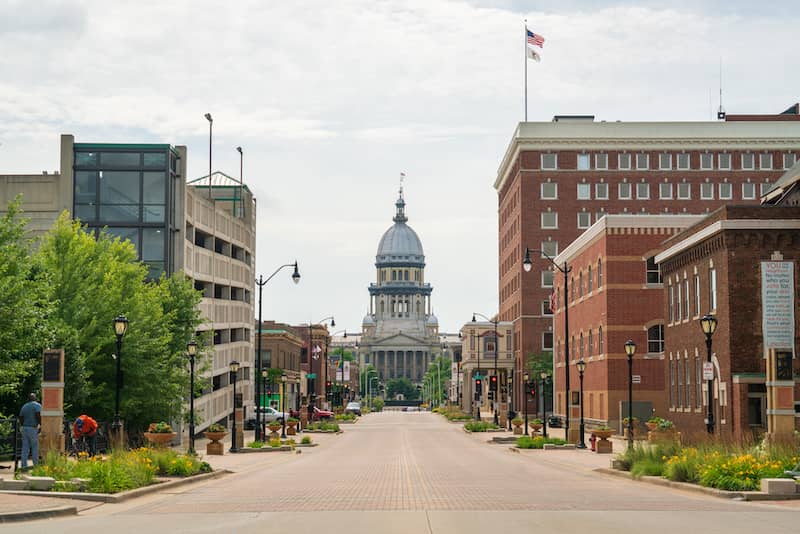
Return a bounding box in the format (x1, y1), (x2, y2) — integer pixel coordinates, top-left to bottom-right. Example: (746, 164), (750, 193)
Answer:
(523, 372), (530, 436)
(308, 317), (335, 409)
(369, 376), (379, 410)
(254, 262), (300, 440)
(700, 314), (718, 434)
(472, 313), (500, 425)
(507, 375), (513, 430)
(111, 315), (128, 443)
(204, 113), (213, 199)
(540, 371), (549, 438)
(229, 360), (240, 452)
(624, 339), (636, 450)
(524, 247), (571, 442)
(576, 359), (587, 449)
(235, 146), (244, 218)
(281, 374), (288, 438)
(187, 340), (198, 454)
(472, 329), (481, 420)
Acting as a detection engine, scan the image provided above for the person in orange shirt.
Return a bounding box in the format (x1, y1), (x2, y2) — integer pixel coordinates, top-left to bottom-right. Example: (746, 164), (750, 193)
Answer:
(72, 414), (98, 455)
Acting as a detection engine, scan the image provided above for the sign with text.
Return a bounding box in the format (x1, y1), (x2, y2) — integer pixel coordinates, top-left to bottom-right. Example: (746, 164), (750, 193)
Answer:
(761, 261), (795, 357)
(702, 362), (714, 381)
(632, 375), (641, 384)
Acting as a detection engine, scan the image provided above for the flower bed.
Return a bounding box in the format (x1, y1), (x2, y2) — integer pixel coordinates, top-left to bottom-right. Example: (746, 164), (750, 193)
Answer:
(463, 421), (500, 432)
(30, 449), (211, 494)
(515, 436), (567, 449)
(304, 421), (341, 432)
(438, 406), (473, 421)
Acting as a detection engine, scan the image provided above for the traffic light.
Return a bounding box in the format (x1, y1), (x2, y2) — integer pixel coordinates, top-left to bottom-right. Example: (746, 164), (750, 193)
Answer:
(475, 378), (482, 393)
(489, 375), (498, 392)
(529, 384), (536, 398)
(488, 391), (494, 401)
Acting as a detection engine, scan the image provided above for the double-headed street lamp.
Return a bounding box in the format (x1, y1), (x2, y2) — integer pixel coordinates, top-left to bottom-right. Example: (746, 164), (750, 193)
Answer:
(308, 317), (335, 409)
(624, 339), (637, 450)
(540, 371), (550, 438)
(506, 375), (513, 430)
(576, 359), (587, 449)
(255, 261), (301, 440)
(112, 315), (129, 443)
(523, 372), (530, 436)
(700, 314), (718, 434)
(472, 312), (500, 425)
(280, 374), (288, 438)
(524, 247), (571, 442)
(229, 360), (240, 453)
(187, 340), (198, 454)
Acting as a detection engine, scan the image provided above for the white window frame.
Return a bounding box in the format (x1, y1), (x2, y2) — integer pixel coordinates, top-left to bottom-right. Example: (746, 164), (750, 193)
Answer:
(577, 153), (591, 170)
(700, 182), (714, 200)
(677, 153), (690, 170)
(741, 152), (755, 170)
(648, 325), (665, 354)
(541, 212), (558, 229)
(700, 153), (714, 170)
(541, 241), (558, 258)
(636, 153), (649, 170)
(676, 282), (682, 322)
(659, 183), (673, 199)
(595, 182), (608, 200)
(541, 153), (558, 170)
(542, 332), (554, 351)
(618, 153), (631, 170)
(784, 153), (796, 170)
(577, 183), (591, 200)
(718, 153), (731, 170)
(618, 182), (631, 199)
(760, 182), (772, 196)
(741, 182), (756, 200)
(682, 278), (690, 320)
(669, 284), (675, 323)
(659, 153), (672, 170)
(677, 182), (691, 200)
(759, 153), (772, 170)
(595, 153), (608, 170)
(693, 274), (700, 317)
(541, 182), (558, 200)
(541, 270), (554, 288)
(541, 299), (553, 316)
(709, 268), (717, 311)
(718, 182), (733, 200)
(577, 212), (592, 229)
(595, 211), (606, 222)
(636, 182), (650, 199)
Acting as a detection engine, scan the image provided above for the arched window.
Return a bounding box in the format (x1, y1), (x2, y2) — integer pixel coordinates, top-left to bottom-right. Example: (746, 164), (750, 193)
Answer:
(579, 272), (584, 297)
(597, 259), (603, 287)
(588, 330), (593, 357)
(380, 301), (385, 314)
(598, 326), (604, 354)
(579, 332), (584, 358)
(588, 265), (593, 292)
(647, 324), (664, 353)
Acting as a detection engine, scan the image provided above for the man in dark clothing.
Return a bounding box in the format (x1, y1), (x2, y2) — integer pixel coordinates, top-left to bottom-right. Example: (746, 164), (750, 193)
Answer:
(19, 393), (42, 469)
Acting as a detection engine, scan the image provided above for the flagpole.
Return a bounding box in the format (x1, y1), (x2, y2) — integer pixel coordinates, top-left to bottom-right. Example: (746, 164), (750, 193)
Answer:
(524, 19), (528, 121)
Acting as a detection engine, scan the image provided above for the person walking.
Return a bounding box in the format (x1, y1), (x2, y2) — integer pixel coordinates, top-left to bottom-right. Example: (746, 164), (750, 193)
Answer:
(72, 414), (99, 455)
(19, 393), (42, 469)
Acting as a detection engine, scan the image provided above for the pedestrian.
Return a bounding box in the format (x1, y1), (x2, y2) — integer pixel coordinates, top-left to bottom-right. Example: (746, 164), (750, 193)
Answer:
(72, 414), (99, 455)
(19, 393), (42, 469)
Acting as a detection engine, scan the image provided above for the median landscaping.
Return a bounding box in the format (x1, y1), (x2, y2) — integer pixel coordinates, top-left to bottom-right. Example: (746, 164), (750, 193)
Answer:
(463, 421), (501, 432)
(515, 436), (567, 449)
(304, 421), (341, 433)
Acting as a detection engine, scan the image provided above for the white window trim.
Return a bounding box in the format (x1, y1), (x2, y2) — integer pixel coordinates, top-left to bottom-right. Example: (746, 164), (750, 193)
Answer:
(718, 153), (732, 170)
(541, 182), (558, 200)
(540, 212), (558, 229)
(784, 153), (796, 170)
(577, 153), (591, 171)
(541, 241), (559, 258)
(677, 153), (690, 170)
(577, 212), (592, 229)
(636, 153), (649, 170)
(741, 182), (756, 200)
(541, 153), (558, 170)
(700, 182), (714, 200)
(659, 153), (672, 170)
(595, 153), (608, 170)
(595, 182), (609, 200)
(541, 270), (554, 288)
(718, 182), (733, 200)
(659, 183), (673, 200)
(636, 182), (650, 200)
(677, 183), (691, 200)
(577, 183), (591, 200)
(618, 153), (631, 170)
(759, 153), (773, 170)
(541, 332), (554, 351)
(741, 153), (755, 170)
(618, 182), (632, 199)
(700, 153), (714, 170)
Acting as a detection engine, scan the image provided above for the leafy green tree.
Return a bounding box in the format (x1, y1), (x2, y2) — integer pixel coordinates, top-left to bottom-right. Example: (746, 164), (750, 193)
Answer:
(423, 356), (451, 405)
(386, 377), (419, 400)
(526, 352), (553, 377)
(359, 364), (378, 397)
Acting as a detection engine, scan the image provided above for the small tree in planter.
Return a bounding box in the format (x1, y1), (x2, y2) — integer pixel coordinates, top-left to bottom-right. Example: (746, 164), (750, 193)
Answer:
(530, 418), (543, 434)
(511, 417), (524, 435)
(144, 422), (177, 447)
(204, 423), (227, 455)
(286, 418), (299, 436)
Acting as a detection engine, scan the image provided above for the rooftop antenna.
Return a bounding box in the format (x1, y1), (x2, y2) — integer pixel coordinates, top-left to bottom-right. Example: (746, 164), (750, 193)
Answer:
(716, 57), (726, 120)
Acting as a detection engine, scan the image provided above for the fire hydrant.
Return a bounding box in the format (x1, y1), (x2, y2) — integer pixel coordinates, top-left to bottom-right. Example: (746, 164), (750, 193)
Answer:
(589, 433), (597, 452)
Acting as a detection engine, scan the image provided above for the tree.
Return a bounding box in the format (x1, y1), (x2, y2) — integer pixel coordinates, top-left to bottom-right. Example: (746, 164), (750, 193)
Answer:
(359, 364), (378, 397)
(422, 356), (451, 405)
(526, 352), (553, 377)
(386, 377), (419, 400)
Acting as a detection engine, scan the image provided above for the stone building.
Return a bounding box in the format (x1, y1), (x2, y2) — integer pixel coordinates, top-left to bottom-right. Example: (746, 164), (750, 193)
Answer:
(655, 205), (800, 440)
(459, 320), (514, 420)
(256, 321), (303, 411)
(359, 189), (442, 383)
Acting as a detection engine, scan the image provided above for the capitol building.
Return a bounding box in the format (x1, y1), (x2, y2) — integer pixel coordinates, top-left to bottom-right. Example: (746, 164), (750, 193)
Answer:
(359, 189), (442, 383)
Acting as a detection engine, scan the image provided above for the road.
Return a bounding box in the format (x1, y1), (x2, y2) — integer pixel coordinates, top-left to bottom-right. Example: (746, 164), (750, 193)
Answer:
(6, 411), (800, 533)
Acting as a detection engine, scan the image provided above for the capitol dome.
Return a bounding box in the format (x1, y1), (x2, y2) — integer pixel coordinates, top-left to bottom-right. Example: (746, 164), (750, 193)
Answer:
(375, 192), (425, 265)
(362, 313), (375, 325)
(426, 313), (438, 325)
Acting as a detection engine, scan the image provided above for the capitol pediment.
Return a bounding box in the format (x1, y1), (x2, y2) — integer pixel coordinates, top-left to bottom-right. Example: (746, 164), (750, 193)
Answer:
(368, 331), (431, 346)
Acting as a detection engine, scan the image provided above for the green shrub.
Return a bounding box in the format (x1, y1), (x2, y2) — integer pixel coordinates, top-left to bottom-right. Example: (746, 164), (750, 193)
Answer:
(631, 458), (664, 478)
(372, 398), (384, 412)
(247, 441), (264, 449)
(663, 448), (701, 483)
(301, 436), (312, 445)
(335, 413), (356, 421)
(268, 438), (282, 448)
(515, 436), (567, 449)
(464, 421), (499, 432)
(206, 423), (226, 433)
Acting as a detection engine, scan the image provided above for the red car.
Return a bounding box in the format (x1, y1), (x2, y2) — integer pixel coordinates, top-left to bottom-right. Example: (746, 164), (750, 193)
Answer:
(313, 406), (334, 420)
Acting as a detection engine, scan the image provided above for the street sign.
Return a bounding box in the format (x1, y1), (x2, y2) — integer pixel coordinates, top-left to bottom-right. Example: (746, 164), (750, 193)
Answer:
(632, 375), (641, 384)
(702, 362), (714, 381)
(307, 373), (316, 379)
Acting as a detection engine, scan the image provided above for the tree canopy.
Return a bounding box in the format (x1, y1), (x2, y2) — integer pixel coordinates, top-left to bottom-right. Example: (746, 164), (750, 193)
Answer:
(386, 377), (419, 400)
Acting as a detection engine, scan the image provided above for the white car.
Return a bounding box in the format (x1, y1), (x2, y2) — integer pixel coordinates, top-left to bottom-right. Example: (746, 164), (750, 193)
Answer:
(257, 406), (288, 423)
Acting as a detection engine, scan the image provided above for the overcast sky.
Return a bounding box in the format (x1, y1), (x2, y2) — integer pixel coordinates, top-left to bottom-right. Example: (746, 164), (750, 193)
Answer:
(1, 1), (797, 333)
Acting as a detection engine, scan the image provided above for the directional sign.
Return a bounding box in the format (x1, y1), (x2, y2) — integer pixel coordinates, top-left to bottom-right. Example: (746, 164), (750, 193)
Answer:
(632, 375), (641, 384)
(702, 362), (714, 381)
(307, 373), (317, 379)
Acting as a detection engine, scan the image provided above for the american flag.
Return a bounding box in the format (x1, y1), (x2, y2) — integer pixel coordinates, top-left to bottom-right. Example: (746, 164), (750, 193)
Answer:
(527, 29), (544, 48)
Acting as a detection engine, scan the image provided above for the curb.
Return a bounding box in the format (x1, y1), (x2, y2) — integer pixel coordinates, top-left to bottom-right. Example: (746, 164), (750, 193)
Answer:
(0, 505), (77, 524)
(236, 446), (293, 453)
(593, 468), (800, 501)
(0, 469), (231, 503)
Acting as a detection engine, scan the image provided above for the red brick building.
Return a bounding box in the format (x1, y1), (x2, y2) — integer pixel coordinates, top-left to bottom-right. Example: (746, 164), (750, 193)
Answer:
(494, 113), (800, 412)
(551, 214), (702, 439)
(655, 206), (800, 441)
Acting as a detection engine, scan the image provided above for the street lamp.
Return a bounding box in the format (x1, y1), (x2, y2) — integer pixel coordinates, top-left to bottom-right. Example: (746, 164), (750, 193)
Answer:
(254, 261), (301, 440)
(308, 316), (335, 410)
(111, 315), (128, 443)
(280, 374), (288, 438)
(187, 340), (198, 454)
(473, 312), (500, 425)
(700, 314), (718, 434)
(540, 371), (549, 438)
(524, 246), (572, 442)
(523, 372), (530, 436)
(472, 329), (481, 420)
(235, 146), (244, 218)
(229, 360), (240, 452)
(261, 369), (268, 438)
(624, 339), (637, 450)
(204, 113), (213, 199)
(576, 359), (587, 449)
(506, 375), (513, 430)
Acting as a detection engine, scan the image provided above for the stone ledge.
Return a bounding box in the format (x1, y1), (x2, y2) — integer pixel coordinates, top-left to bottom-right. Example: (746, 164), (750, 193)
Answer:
(543, 444), (576, 450)
(0, 505), (77, 524)
(237, 446), (293, 453)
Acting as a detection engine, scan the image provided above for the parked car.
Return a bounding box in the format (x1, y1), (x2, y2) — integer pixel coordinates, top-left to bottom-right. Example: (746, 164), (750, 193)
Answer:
(244, 406), (288, 429)
(313, 406), (334, 420)
(547, 415), (562, 428)
(345, 402), (362, 416)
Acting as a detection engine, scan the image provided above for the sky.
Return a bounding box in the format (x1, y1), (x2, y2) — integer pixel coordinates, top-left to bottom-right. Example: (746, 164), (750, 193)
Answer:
(1, 1), (798, 333)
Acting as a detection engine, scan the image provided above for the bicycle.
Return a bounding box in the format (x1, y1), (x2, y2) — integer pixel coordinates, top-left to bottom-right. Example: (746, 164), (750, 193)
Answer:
(69, 433), (97, 457)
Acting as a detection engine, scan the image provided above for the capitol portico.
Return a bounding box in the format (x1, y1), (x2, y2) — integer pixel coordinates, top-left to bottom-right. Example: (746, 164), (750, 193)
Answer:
(359, 189), (443, 383)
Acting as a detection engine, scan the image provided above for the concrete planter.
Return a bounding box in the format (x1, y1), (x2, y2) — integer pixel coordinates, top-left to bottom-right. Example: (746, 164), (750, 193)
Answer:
(144, 432), (177, 447)
(204, 431), (227, 455)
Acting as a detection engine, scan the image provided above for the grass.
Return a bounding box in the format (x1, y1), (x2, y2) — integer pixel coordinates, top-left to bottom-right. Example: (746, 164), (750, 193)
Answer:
(301, 436), (312, 445)
(305, 421), (341, 432)
(335, 413), (357, 421)
(438, 406), (473, 421)
(515, 436), (567, 449)
(247, 441), (264, 449)
(463, 421), (500, 432)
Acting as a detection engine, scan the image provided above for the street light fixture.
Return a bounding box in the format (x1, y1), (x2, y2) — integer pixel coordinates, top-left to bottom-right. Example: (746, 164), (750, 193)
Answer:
(308, 316), (334, 411)
(472, 312), (500, 425)
(229, 360), (240, 452)
(280, 374), (288, 438)
(540, 371), (549, 438)
(235, 146), (244, 218)
(261, 369), (268, 438)
(523, 372), (530, 436)
(111, 315), (128, 443)
(254, 261), (301, 440)
(576, 359), (587, 449)
(523, 246), (572, 443)
(204, 113), (213, 199)
(624, 339), (636, 450)
(506, 375), (513, 430)
(700, 314), (718, 434)
(187, 340), (198, 454)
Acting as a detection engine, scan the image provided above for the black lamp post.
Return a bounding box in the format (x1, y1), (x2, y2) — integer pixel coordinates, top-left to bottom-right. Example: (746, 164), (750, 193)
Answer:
(507, 375), (513, 430)
(281, 374), (288, 438)
(700, 314), (718, 434)
(235, 146), (244, 218)
(255, 262), (301, 440)
(229, 360), (240, 452)
(261, 369), (268, 438)
(309, 317), (335, 409)
(624, 339), (636, 450)
(473, 313), (500, 425)
(523, 372), (530, 436)
(187, 340), (198, 454)
(540, 371), (549, 438)
(204, 113), (213, 199)
(111, 315), (128, 443)
(524, 247), (572, 443)
(576, 359), (587, 449)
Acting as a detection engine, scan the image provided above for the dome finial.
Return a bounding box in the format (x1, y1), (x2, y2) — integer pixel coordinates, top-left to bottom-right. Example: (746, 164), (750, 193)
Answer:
(394, 173), (408, 223)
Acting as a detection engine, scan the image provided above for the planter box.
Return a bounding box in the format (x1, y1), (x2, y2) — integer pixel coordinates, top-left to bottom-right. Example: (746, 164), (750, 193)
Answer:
(144, 432), (177, 447)
(21, 475), (56, 491)
(761, 478), (798, 495)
